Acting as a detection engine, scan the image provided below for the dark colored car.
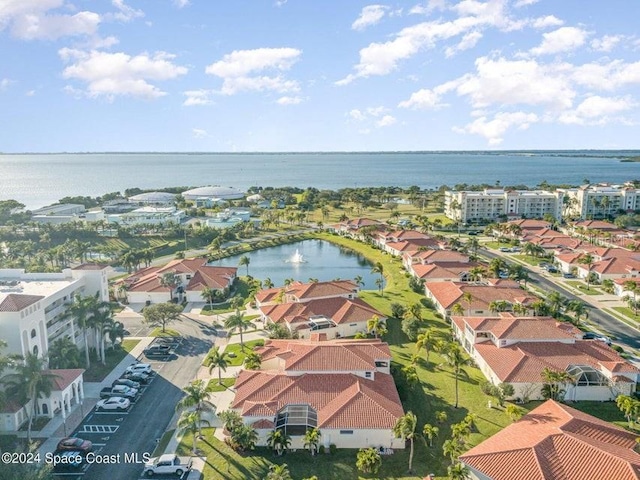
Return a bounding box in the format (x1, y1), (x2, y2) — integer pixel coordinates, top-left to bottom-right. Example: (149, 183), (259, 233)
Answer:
(56, 437), (93, 454)
(122, 371), (152, 384)
(52, 451), (85, 472)
(582, 332), (598, 340)
(113, 378), (141, 390)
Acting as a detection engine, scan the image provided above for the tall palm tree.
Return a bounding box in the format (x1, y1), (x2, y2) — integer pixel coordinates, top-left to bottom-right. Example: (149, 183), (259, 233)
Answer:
(177, 410), (211, 455)
(303, 427), (321, 456)
(239, 255), (251, 276)
(451, 303), (464, 316)
(447, 462), (471, 480)
(442, 343), (470, 408)
(160, 271), (181, 301)
(2, 353), (60, 443)
(546, 291), (566, 317)
(267, 429), (291, 456)
(394, 411), (418, 473)
(353, 275), (364, 288)
(423, 423), (439, 447)
(224, 311), (254, 352)
(462, 292), (473, 316)
(371, 262), (384, 283)
(104, 321), (126, 350)
(443, 438), (464, 464)
(624, 281), (639, 315)
(91, 303), (115, 365)
(207, 347), (229, 385)
(367, 315), (386, 339)
(48, 336), (81, 369)
(578, 253), (595, 290)
(262, 277), (274, 289)
(416, 328), (438, 364)
(61, 294), (94, 368)
(175, 379), (216, 431)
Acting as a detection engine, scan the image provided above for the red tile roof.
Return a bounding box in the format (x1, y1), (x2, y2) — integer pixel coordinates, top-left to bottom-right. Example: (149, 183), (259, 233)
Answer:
(458, 316), (579, 341)
(411, 262), (479, 281)
(461, 400), (640, 480)
(232, 371), (403, 429)
(426, 281), (536, 310)
(0, 294), (44, 312)
(574, 220), (620, 231)
(404, 249), (470, 264)
(286, 280), (359, 302)
(45, 369), (84, 391)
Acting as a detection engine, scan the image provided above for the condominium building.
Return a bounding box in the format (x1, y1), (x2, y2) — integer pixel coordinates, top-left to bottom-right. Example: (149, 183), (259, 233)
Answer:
(0, 264), (109, 360)
(559, 183), (640, 219)
(444, 189), (564, 223)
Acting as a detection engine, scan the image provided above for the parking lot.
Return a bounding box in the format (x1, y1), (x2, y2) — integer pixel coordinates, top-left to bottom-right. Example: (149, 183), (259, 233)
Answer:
(50, 322), (213, 480)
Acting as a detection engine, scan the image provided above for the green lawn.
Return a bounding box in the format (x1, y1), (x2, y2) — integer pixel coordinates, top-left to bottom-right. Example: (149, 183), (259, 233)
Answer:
(153, 429), (175, 456)
(83, 339), (140, 382)
(613, 306), (640, 320)
(565, 281), (603, 295)
(511, 254), (546, 266)
(206, 378), (236, 392)
(200, 278), (259, 315)
(150, 328), (181, 337)
(223, 339), (265, 366)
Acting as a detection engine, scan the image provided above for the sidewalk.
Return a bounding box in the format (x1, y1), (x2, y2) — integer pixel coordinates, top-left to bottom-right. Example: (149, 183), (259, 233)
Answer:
(36, 336), (154, 457)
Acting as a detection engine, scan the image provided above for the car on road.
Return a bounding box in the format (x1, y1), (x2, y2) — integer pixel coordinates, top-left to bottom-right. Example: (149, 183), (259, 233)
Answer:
(96, 396), (131, 412)
(122, 371), (152, 384)
(113, 378), (141, 390)
(499, 247), (511, 252)
(143, 454), (192, 477)
(56, 437), (93, 454)
(596, 336), (612, 346)
(582, 332), (598, 340)
(125, 363), (153, 375)
(510, 246), (521, 252)
(144, 344), (173, 359)
(100, 384), (138, 400)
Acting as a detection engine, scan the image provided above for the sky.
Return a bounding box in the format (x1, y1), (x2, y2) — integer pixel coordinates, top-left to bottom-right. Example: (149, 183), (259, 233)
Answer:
(1, 0), (640, 152)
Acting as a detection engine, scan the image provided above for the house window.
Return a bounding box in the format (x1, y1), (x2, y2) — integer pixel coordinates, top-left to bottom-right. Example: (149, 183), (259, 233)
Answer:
(30, 329), (37, 338)
(365, 372), (372, 378)
(186, 275), (192, 280)
(340, 430), (354, 435)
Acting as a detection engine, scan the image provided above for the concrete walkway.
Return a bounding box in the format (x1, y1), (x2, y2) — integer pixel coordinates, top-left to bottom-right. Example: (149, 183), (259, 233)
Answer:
(36, 336), (154, 457)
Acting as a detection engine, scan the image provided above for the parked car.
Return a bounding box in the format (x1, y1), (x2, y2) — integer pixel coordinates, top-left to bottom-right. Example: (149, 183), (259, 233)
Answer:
(52, 451), (85, 472)
(56, 437), (92, 454)
(582, 332), (598, 340)
(96, 396), (131, 412)
(112, 378), (140, 390)
(125, 363), (152, 375)
(122, 371), (152, 384)
(596, 336), (612, 346)
(563, 272), (575, 278)
(100, 385), (138, 400)
(546, 266), (558, 273)
(144, 344), (173, 358)
(510, 246), (521, 252)
(143, 454), (192, 477)
(499, 247), (511, 252)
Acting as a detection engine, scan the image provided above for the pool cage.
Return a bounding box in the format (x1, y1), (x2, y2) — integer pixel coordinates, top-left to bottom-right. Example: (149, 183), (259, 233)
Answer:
(275, 404), (318, 436)
(566, 365), (610, 387)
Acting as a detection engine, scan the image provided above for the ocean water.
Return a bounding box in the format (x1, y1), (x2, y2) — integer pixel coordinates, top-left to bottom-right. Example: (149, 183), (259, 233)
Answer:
(0, 151), (638, 209)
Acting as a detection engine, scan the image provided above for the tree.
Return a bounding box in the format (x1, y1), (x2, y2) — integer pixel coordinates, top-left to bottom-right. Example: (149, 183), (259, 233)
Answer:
(61, 294), (96, 368)
(265, 463), (293, 480)
(416, 328), (438, 364)
(578, 253), (595, 290)
(462, 292), (473, 316)
(371, 261), (384, 283)
(267, 429), (291, 456)
(303, 427), (321, 456)
(91, 303), (115, 364)
(394, 411), (418, 473)
(451, 303), (464, 316)
(353, 275), (364, 288)
(104, 320), (126, 349)
(367, 315), (387, 339)
(177, 410), (210, 455)
(160, 272), (181, 301)
(224, 311), (254, 352)
(567, 300), (588, 325)
(201, 286), (216, 310)
(443, 439), (464, 464)
(546, 291), (566, 317)
(408, 302), (423, 321)
(541, 367), (574, 401)
(505, 404), (526, 422)
(356, 448), (382, 474)
(2, 353), (59, 443)
(401, 316), (421, 341)
(623, 281), (639, 316)
(423, 423), (439, 447)
(239, 255), (251, 276)
(616, 395), (640, 427)
(143, 302), (183, 333)
(447, 462), (471, 480)
(175, 380), (216, 438)
(375, 277), (384, 296)
(207, 347), (229, 385)
(230, 423), (258, 452)
(442, 343), (471, 408)
(263, 277), (275, 289)
(244, 351), (262, 370)
(47, 336), (81, 369)
(390, 302), (406, 319)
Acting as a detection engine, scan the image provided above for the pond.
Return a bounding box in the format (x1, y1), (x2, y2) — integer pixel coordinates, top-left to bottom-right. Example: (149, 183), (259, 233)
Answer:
(212, 239), (381, 289)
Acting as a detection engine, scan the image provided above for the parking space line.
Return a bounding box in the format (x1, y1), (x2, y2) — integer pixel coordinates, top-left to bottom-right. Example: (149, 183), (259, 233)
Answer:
(78, 425), (119, 433)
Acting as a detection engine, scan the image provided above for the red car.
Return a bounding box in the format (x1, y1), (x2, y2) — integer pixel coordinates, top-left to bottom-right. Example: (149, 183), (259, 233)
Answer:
(56, 437), (93, 454)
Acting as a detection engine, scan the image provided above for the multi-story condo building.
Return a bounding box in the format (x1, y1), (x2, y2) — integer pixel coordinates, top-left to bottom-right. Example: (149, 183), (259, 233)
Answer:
(559, 183), (640, 219)
(444, 189), (564, 223)
(0, 264), (109, 360)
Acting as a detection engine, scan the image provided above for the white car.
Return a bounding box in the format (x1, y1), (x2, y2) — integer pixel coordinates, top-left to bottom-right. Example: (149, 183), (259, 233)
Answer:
(125, 363), (152, 375)
(96, 396), (131, 412)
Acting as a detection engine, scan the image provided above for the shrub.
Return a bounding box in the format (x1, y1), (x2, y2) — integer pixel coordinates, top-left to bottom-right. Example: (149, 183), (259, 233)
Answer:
(390, 302), (406, 319)
(318, 445), (325, 454)
(356, 448), (381, 474)
(329, 444), (337, 454)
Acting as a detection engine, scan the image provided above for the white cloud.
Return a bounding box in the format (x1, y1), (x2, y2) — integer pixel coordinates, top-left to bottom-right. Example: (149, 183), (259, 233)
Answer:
(409, 0), (446, 15)
(514, 0), (539, 7)
(531, 15), (564, 29)
(60, 49), (188, 100)
(0, 0), (101, 40)
(192, 128), (209, 138)
(25, 89), (36, 96)
(275, 0), (288, 6)
(0, 78), (14, 90)
(276, 96), (302, 105)
(530, 26), (588, 56)
(445, 30), (483, 57)
(366, 106), (388, 117)
(183, 89), (214, 106)
(348, 109), (367, 121)
(457, 111), (538, 145)
(398, 88), (445, 109)
(590, 34), (623, 53)
(455, 56), (575, 109)
(107, 0), (144, 22)
(173, 0), (191, 8)
(376, 115), (397, 127)
(205, 47), (302, 95)
(572, 60), (640, 91)
(559, 95), (636, 125)
(352, 5), (388, 31)
(337, 0), (524, 84)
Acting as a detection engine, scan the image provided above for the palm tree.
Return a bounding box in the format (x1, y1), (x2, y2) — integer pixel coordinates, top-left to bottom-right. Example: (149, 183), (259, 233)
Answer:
(239, 255), (251, 276)
(578, 253), (595, 290)
(201, 286), (216, 310)
(160, 271), (181, 301)
(367, 315), (386, 339)
(177, 410), (210, 455)
(447, 462), (471, 480)
(48, 336), (81, 369)
(393, 411), (418, 473)
(416, 328), (438, 364)
(353, 275), (364, 288)
(91, 303), (115, 365)
(541, 367), (574, 401)
(104, 321), (126, 350)
(371, 261), (384, 283)
(443, 438), (464, 464)
(451, 303), (464, 316)
(266, 463), (293, 480)
(267, 429), (291, 456)
(375, 277), (384, 296)
(207, 347), (229, 385)
(262, 277), (275, 289)
(61, 294), (95, 368)
(546, 291), (566, 317)
(423, 423), (439, 447)
(2, 353), (60, 443)
(567, 300), (588, 325)
(224, 311), (254, 352)
(462, 292), (473, 316)
(624, 281), (639, 316)
(303, 427), (321, 456)
(442, 343), (470, 408)
(175, 380), (216, 432)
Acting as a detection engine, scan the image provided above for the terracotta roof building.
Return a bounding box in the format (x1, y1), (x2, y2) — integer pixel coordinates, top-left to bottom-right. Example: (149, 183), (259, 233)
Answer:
(460, 400), (640, 480)
(255, 279), (359, 307)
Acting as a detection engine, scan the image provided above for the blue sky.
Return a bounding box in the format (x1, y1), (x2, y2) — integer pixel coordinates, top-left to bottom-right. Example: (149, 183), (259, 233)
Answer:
(1, 0), (639, 152)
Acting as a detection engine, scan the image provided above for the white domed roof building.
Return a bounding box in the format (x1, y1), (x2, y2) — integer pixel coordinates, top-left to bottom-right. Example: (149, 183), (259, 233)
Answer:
(128, 191), (177, 205)
(182, 186), (245, 201)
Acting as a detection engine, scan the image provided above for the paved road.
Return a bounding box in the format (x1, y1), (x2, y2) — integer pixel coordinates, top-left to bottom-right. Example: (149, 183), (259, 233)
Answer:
(77, 316), (215, 480)
(480, 248), (640, 350)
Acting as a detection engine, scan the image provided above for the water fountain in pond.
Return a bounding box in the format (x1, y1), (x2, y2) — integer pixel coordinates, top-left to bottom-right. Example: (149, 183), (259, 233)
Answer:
(287, 249), (306, 263)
